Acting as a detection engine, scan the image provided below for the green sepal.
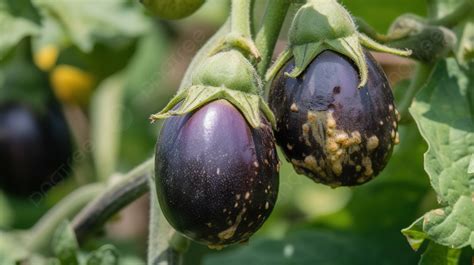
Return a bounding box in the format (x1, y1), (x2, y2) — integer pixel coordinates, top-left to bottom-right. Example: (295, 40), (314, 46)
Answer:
(150, 85), (275, 129)
(358, 33), (412, 57)
(192, 50), (261, 94)
(401, 216), (427, 251)
(289, 0), (356, 46)
(288, 34), (369, 88)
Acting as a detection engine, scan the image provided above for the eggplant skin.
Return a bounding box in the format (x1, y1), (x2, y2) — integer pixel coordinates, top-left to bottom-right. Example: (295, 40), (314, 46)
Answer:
(155, 99), (279, 247)
(269, 50), (399, 187)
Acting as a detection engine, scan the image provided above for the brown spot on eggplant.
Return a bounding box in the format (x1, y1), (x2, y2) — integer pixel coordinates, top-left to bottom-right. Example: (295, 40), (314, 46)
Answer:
(269, 50), (398, 186)
(155, 100), (279, 247)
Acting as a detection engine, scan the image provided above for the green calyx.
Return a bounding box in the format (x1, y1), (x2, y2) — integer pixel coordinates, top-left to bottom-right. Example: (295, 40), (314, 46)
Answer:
(193, 50), (262, 94)
(149, 85), (275, 129)
(269, 0), (412, 87)
(151, 45), (273, 129)
(289, 0), (357, 44)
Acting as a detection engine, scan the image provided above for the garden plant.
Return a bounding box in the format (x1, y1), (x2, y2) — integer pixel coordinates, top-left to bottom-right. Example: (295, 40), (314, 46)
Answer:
(0, 0), (473, 264)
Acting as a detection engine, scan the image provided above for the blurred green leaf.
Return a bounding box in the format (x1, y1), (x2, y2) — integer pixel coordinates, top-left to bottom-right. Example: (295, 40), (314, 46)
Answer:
(204, 230), (417, 265)
(51, 221), (79, 265)
(0, 11), (39, 60)
(427, 0), (474, 65)
(409, 59), (474, 249)
(341, 0), (426, 32)
(0, 232), (54, 264)
(0, 232), (29, 264)
(3, 0), (41, 23)
(86, 245), (119, 265)
(453, 18), (474, 66)
(31, 0), (149, 52)
(427, 0), (465, 18)
(419, 241), (461, 265)
(91, 74), (124, 181)
(118, 26), (172, 168)
(31, 16), (66, 52)
(0, 192), (13, 228)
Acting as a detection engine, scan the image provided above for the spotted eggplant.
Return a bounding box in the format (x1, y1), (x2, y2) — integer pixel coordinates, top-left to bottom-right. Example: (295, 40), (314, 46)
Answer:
(155, 99), (279, 248)
(269, 50), (399, 187)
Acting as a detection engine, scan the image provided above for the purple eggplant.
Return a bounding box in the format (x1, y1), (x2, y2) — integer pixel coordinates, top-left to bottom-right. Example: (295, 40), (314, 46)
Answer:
(269, 50), (399, 187)
(0, 102), (72, 196)
(155, 99), (279, 247)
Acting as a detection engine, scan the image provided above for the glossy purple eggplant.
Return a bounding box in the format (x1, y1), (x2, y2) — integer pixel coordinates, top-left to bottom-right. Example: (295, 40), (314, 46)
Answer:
(269, 50), (399, 187)
(155, 99), (279, 247)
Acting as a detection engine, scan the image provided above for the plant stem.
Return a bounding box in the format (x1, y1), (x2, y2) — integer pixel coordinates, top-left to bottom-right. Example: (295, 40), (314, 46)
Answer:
(398, 63), (435, 123)
(24, 158), (154, 253)
(25, 183), (104, 253)
(429, 0), (473, 27)
(72, 158), (154, 242)
(255, 0), (291, 77)
(231, 0), (253, 38)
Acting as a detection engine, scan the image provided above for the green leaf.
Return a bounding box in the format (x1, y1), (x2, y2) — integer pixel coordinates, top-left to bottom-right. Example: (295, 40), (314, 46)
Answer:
(0, 232), (29, 264)
(409, 59), (474, 249)
(51, 221), (79, 265)
(468, 154), (474, 175)
(86, 245), (119, 265)
(0, 232), (53, 265)
(427, 0), (459, 18)
(31, 0), (149, 52)
(204, 230), (417, 265)
(419, 241), (461, 265)
(454, 18), (474, 66)
(0, 192), (13, 228)
(427, 0), (474, 65)
(422, 196), (474, 249)
(0, 11), (39, 60)
(402, 217), (428, 251)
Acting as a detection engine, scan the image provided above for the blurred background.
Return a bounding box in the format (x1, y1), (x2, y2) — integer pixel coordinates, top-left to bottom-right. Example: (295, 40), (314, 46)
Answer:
(2, 0), (471, 264)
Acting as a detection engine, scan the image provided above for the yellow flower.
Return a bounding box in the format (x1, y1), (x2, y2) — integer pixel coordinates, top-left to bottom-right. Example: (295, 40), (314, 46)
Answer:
(34, 45), (59, 71)
(51, 65), (94, 105)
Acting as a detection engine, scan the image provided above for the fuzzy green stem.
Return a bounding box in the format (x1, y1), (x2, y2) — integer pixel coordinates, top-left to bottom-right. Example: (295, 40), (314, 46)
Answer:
(208, 0), (261, 61)
(354, 17), (391, 43)
(429, 0), (474, 27)
(255, 0), (291, 77)
(399, 63), (435, 123)
(25, 183), (104, 253)
(231, 0), (253, 38)
(72, 158), (154, 243)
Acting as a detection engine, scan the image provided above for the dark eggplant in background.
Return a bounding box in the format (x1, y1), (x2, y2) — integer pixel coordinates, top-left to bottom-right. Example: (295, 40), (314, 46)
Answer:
(269, 50), (399, 187)
(155, 99), (279, 248)
(0, 102), (73, 197)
